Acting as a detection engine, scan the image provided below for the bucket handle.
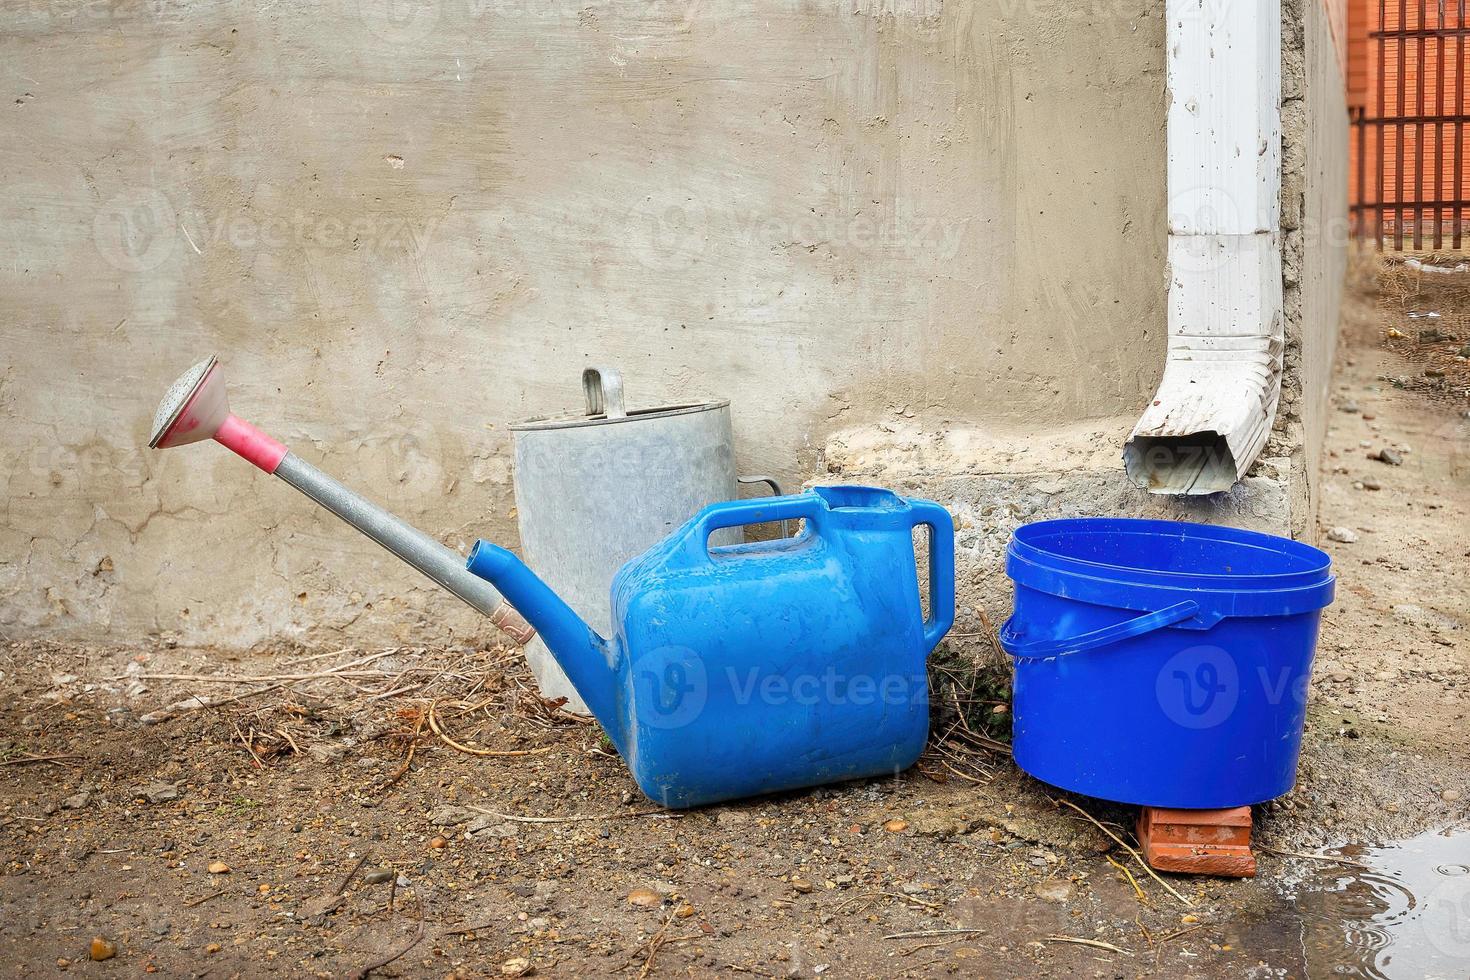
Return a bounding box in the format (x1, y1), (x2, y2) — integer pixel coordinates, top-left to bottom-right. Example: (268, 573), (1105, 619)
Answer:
(999, 599), (1201, 661)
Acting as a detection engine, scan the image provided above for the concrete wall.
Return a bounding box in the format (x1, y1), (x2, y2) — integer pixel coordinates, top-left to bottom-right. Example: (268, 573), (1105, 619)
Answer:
(1272, 0), (1349, 538)
(0, 1), (1171, 647)
(1299, 0), (1349, 496)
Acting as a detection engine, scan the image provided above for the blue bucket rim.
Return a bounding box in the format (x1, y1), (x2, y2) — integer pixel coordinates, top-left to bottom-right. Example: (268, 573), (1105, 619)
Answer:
(1012, 518), (1331, 587)
(1007, 518), (1335, 622)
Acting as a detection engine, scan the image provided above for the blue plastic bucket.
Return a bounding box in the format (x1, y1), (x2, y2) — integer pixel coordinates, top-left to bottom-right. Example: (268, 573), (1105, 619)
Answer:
(1000, 518), (1335, 809)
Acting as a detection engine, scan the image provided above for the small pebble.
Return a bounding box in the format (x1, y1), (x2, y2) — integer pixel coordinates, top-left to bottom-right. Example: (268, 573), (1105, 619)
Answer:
(1372, 447), (1403, 465)
(1326, 526), (1359, 544)
(1033, 880), (1073, 903)
(137, 782), (179, 804)
(882, 819), (908, 833)
(89, 938), (116, 961)
(626, 887), (662, 908)
(363, 869), (394, 885)
(1443, 789), (1463, 803)
(791, 879), (814, 894)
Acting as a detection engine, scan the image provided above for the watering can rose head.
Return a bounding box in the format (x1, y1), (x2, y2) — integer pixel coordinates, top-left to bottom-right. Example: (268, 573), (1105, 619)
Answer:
(465, 485), (956, 809)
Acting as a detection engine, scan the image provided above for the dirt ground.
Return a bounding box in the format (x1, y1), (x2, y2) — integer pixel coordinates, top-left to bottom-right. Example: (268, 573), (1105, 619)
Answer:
(2, 261), (1467, 977)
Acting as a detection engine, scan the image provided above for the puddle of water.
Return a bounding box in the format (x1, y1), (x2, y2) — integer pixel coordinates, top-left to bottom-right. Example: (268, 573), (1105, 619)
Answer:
(1286, 826), (1470, 978)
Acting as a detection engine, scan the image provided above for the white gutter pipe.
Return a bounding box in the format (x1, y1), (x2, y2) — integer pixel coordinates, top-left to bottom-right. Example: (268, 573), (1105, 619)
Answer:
(1125, 0), (1284, 495)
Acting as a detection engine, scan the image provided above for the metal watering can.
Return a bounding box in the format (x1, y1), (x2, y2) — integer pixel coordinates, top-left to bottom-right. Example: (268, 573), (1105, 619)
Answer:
(149, 358), (956, 808)
(511, 366), (754, 714)
(465, 485), (956, 807)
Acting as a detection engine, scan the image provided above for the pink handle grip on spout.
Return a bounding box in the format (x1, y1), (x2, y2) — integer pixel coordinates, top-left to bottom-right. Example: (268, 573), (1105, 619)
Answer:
(215, 414), (288, 474)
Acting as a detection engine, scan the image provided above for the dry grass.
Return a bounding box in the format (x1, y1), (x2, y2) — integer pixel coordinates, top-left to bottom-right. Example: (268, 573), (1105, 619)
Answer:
(118, 643), (595, 780)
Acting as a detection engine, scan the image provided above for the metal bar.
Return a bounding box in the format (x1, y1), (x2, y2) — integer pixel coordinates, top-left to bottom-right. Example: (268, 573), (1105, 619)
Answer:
(1435, 0), (1445, 249)
(1379, 0), (1389, 246)
(1411, 0), (1422, 249)
(1397, 0), (1407, 249)
(1458, 0), (1466, 247)
(1340, 202), (1470, 215)
(1370, 25), (1470, 35)
(1357, 109), (1369, 237)
(1361, 112), (1470, 124)
(1353, 197), (1470, 206)
(1414, 0), (1425, 250)
(272, 453), (535, 644)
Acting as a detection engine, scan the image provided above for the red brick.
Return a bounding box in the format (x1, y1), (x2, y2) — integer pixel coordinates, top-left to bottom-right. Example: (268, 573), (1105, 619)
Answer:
(1136, 806), (1257, 878)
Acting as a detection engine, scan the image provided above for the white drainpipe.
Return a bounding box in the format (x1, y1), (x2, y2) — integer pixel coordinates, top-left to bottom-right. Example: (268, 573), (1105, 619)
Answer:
(1125, 0), (1284, 495)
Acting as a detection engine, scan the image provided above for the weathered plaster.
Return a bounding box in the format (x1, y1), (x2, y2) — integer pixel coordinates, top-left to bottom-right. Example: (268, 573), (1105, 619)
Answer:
(1270, 0), (1348, 539)
(0, 2), (1335, 652)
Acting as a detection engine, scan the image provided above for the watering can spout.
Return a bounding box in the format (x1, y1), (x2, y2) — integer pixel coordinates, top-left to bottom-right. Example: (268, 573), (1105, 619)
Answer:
(465, 541), (618, 728)
(148, 355), (535, 646)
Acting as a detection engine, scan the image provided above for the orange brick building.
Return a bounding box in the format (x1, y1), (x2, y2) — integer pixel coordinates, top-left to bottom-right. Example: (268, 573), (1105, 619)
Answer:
(1349, 0), (1470, 248)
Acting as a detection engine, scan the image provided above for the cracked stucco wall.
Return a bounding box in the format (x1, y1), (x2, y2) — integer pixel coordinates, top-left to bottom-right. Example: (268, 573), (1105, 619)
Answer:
(0, 1), (1172, 648)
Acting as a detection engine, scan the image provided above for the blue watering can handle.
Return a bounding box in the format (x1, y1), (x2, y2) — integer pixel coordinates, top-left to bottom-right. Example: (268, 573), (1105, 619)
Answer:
(907, 501), (955, 653)
(999, 599), (1201, 661)
(691, 493), (825, 554)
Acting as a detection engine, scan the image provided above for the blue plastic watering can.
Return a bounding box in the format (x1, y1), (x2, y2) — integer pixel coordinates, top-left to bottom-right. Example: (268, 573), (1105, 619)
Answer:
(465, 485), (955, 808)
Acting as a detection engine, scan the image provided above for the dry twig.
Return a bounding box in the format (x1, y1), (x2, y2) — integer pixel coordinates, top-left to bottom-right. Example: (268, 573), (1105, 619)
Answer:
(350, 892), (425, 980)
(883, 928), (988, 940)
(426, 700), (554, 757)
(466, 804), (672, 825)
(1259, 845), (1369, 868)
(336, 852), (372, 896)
(139, 685), (286, 725)
(183, 890), (226, 908)
(376, 709), (427, 793)
(1153, 924), (1204, 946)
(0, 754), (79, 767)
(636, 910), (677, 980)
(978, 608), (1013, 675)
(1054, 798), (1192, 907)
(1040, 935), (1131, 955)
(1107, 853), (1148, 904)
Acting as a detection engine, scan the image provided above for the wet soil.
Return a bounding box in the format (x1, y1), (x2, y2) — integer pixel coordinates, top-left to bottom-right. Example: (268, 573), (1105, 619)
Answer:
(0, 267), (1466, 977)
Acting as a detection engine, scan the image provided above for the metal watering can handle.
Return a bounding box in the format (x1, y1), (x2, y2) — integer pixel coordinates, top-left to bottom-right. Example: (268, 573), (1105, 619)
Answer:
(582, 367), (626, 419)
(999, 599), (1201, 662)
